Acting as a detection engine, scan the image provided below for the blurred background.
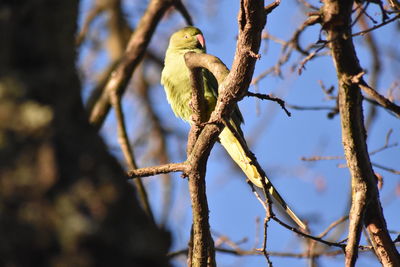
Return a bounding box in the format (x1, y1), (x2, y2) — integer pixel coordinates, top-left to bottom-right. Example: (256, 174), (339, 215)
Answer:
(78, 0), (400, 266)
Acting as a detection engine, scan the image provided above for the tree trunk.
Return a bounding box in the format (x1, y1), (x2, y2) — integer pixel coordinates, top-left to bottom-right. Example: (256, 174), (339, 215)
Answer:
(0, 1), (170, 266)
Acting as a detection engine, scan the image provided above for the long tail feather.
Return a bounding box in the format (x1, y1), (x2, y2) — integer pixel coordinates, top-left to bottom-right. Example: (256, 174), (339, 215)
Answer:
(219, 127), (306, 230)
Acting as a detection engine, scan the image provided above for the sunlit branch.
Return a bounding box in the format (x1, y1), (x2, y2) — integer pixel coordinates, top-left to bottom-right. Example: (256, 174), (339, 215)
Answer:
(128, 162), (188, 178)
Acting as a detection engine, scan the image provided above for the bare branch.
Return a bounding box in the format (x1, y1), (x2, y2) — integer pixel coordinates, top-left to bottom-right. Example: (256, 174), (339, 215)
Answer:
(264, 0), (280, 14)
(250, 178), (352, 251)
(246, 91), (291, 116)
(371, 162), (400, 175)
(89, 0), (188, 129)
(168, 241), (381, 259)
(173, 0), (193, 25)
(352, 14), (400, 37)
(261, 216), (273, 266)
(184, 53), (217, 267)
(287, 104), (336, 111)
(183, 53), (230, 87)
(358, 13), (382, 132)
(356, 78), (400, 117)
(369, 129), (397, 155)
(185, 52), (211, 155)
(180, 0), (269, 264)
(128, 162), (188, 178)
(272, 215), (345, 249)
(321, 0), (400, 264)
(109, 89), (154, 223)
(318, 216), (349, 239)
(76, 2), (105, 46)
(301, 155), (344, 161)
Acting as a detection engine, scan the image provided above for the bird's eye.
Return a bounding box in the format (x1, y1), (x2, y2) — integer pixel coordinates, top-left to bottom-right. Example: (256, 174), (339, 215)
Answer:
(184, 35), (188, 39)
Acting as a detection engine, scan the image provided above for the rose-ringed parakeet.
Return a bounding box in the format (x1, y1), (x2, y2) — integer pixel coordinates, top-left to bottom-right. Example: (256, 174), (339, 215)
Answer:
(161, 26), (306, 230)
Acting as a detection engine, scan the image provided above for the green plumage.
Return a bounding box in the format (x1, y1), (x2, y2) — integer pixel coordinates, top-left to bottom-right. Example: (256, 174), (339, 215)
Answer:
(161, 27), (217, 122)
(161, 26), (306, 230)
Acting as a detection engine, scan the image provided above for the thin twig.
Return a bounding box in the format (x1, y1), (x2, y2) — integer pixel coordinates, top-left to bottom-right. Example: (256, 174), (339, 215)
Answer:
(136, 65), (173, 226)
(369, 129), (397, 155)
(301, 155), (344, 161)
(247, 91), (291, 116)
(318, 216), (349, 239)
(261, 216), (273, 266)
(287, 104), (337, 111)
(371, 162), (400, 175)
(167, 242), (377, 259)
(76, 2), (105, 45)
(271, 215), (345, 249)
(248, 180), (347, 252)
(357, 80), (400, 118)
(298, 44), (326, 74)
(172, 0), (193, 25)
(352, 14), (400, 37)
(109, 90), (154, 223)
(167, 247), (346, 258)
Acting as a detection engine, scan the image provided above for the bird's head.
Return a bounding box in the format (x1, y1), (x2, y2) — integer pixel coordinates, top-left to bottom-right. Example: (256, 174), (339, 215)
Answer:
(168, 26), (206, 52)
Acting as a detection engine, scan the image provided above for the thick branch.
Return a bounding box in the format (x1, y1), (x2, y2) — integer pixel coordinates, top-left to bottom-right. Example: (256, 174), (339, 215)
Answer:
(184, 53), (208, 155)
(186, 156), (215, 267)
(183, 0), (267, 174)
(322, 0), (400, 266)
(184, 53), (216, 266)
(181, 1), (267, 266)
(184, 53), (230, 88)
(209, 0), (266, 122)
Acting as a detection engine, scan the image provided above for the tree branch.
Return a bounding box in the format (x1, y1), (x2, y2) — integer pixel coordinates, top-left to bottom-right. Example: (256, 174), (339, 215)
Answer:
(135, 65), (174, 226)
(109, 89), (154, 222)
(180, 0), (268, 265)
(352, 14), (400, 37)
(246, 91), (291, 116)
(321, 0), (400, 265)
(76, 1), (105, 46)
(128, 162), (188, 178)
(168, 246), (375, 259)
(355, 77), (400, 118)
(88, 0), (189, 129)
(184, 52), (217, 267)
(184, 52), (208, 155)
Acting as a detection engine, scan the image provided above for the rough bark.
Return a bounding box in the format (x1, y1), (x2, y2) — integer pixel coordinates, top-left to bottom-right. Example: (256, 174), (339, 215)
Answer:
(0, 1), (170, 266)
(321, 0), (400, 266)
(180, 0), (267, 266)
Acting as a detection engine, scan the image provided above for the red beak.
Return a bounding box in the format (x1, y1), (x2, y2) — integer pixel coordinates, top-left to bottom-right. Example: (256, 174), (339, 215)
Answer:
(196, 34), (206, 49)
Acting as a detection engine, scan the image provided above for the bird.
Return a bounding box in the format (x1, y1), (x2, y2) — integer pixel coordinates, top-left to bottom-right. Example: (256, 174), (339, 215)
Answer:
(161, 26), (306, 230)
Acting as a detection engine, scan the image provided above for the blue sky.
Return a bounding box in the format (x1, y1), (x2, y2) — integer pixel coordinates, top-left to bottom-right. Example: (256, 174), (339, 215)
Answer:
(79, 1), (399, 266)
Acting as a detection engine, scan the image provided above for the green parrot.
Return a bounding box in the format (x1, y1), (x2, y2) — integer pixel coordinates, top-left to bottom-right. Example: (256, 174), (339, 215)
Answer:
(161, 26), (306, 230)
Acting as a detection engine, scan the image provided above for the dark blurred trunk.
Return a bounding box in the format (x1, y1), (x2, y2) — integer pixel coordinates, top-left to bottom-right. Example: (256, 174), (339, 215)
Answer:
(0, 1), (170, 266)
